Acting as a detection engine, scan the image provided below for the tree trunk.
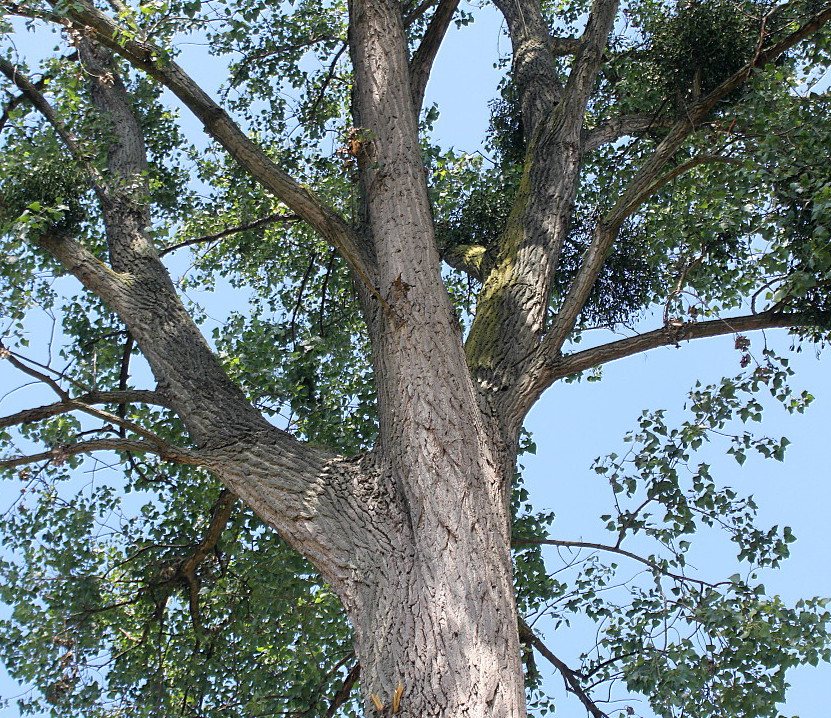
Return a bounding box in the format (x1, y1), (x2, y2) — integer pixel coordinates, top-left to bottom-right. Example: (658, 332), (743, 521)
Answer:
(340, 2), (528, 714)
(345, 502), (525, 717)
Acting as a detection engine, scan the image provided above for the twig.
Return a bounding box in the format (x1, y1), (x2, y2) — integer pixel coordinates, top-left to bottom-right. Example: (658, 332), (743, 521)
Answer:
(158, 212), (300, 257)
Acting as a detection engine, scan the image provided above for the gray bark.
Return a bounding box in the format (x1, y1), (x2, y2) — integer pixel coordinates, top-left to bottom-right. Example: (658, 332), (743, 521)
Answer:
(344, 2), (526, 713)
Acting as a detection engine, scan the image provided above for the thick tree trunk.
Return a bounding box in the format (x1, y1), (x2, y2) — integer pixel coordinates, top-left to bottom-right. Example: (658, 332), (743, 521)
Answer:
(342, 2), (528, 714)
(346, 506), (523, 717)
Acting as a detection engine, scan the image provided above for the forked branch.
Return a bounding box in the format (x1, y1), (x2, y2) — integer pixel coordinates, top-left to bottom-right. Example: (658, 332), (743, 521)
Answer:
(541, 2), (831, 358)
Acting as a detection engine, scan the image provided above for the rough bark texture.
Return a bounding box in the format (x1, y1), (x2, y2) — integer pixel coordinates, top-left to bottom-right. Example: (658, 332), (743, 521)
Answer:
(344, 3), (525, 714)
(4, 0), (831, 715)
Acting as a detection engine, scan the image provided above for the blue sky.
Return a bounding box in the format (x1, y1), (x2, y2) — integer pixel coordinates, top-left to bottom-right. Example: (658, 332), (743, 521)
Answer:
(1, 4), (830, 717)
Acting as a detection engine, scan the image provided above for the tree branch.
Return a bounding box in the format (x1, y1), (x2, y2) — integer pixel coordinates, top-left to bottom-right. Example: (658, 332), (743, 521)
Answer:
(441, 243), (489, 282)
(514, 538), (722, 589)
(493, 0), (564, 131)
(403, 0), (436, 26)
(159, 212), (300, 257)
(178, 489), (237, 578)
(67, 400), (180, 447)
(635, 154), (746, 199)
(409, 0), (459, 110)
(0, 57), (106, 192)
(518, 618), (608, 718)
(0, 55), (79, 131)
(0, 390), (171, 430)
(176, 488), (237, 633)
(325, 660), (361, 718)
(4, 45), (282, 446)
(540, 2), (831, 358)
(530, 311), (831, 396)
(39, 0), (380, 295)
(561, 0), (620, 122)
(583, 112), (675, 152)
(0, 341), (71, 400)
(34, 232), (129, 308)
(0, 437), (202, 469)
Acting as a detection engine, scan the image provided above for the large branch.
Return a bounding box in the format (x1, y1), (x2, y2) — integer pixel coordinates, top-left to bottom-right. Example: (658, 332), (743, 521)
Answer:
(560, 0), (620, 127)
(35, 0), (379, 293)
(0, 438), (202, 470)
(441, 243), (489, 281)
(466, 0), (617, 432)
(492, 0), (563, 132)
(0, 390), (171, 431)
(527, 311), (831, 402)
(0, 42), (366, 581)
(35, 233), (129, 312)
(540, 2), (831, 358)
(583, 112), (676, 152)
(3, 47), (275, 445)
(2, 47), (383, 585)
(409, 0), (459, 109)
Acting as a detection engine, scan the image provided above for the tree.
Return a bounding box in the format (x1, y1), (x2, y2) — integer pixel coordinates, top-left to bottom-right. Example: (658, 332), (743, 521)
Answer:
(1, 0), (831, 715)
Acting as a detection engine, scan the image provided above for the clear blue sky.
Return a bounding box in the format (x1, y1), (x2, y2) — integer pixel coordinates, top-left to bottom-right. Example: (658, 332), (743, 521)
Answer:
(1, 5), (829, 717)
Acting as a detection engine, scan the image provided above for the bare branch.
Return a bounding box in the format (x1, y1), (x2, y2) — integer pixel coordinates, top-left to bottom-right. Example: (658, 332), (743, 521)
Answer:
(542, 311), (831, 385)
(509, 311), (831, 416)
(409, 0), (459, 110)
(159, 212), (300, 257)
(518, 618), (608, 718)
(67, 400), (179, 447)
(0, 437), (202, 469)
(325, 660), (360, 717)
(583, 113), (675, 152)
(0, 390), (171, 430)
(0, 340), (71, 400)
(514, 538), (723, 589)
